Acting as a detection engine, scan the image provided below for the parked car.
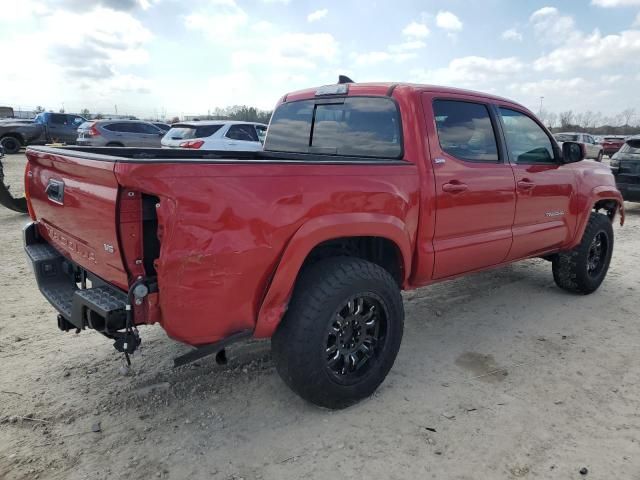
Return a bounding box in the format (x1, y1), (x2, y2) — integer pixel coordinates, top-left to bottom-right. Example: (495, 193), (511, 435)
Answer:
(161, 121), (267, 150)
(601, 136), (626, 157)
(23, 80), (623, 409)
(554, 132), (603, 162)
(0, 112), (86, 154)
(610, 135), (640, 202)
(76, 120), (165, 147)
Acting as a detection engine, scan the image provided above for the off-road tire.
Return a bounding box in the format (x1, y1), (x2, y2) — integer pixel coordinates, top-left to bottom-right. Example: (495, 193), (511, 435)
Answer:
(272, 257), (404, 409)
(0, 136), (21, 154)
(552, 213), (613, 294)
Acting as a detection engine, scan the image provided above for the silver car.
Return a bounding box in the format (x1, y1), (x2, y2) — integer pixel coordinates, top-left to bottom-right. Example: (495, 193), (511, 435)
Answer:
(77, 120), (164, 147)
(554, 132), (604, 162)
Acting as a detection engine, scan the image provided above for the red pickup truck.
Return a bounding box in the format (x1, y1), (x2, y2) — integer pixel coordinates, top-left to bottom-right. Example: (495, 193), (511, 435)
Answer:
(23, 81), (624, 409)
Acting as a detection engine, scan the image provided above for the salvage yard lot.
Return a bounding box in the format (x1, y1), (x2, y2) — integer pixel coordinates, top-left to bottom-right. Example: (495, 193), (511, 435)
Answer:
(1, 153), (639, 479)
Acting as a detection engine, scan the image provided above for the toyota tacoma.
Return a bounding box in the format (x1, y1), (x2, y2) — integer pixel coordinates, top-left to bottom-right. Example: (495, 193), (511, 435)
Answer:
(22, 80), (624, 409)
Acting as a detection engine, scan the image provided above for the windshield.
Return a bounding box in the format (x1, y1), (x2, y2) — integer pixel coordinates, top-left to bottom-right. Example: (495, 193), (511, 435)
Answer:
(555, 134), (578, 142)
(165, 124), (223, 140)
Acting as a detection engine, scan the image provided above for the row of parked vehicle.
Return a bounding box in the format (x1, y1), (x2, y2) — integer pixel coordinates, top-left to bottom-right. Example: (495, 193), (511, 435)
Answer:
(552, 132), (628, 162)
(0, 112), (267, 154)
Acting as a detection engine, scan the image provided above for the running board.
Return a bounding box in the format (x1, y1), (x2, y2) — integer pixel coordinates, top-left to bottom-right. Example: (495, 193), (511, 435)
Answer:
(173, 330), (253, 368)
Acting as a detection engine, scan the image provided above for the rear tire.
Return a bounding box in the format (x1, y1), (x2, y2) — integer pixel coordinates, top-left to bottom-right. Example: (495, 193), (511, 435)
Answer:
(272, 257), (404, 409)
(552, 213), (613, 294)
(0, 136), (21, 154)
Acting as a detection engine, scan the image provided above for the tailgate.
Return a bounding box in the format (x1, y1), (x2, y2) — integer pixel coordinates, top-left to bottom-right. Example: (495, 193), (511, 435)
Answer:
(26, 148), (129, 289)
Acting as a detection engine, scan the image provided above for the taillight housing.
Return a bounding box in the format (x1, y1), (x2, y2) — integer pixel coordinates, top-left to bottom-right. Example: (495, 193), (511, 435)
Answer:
(179, 140), (204, 149)
(88, 122), (100, 137)
(24, 163), (36, 220)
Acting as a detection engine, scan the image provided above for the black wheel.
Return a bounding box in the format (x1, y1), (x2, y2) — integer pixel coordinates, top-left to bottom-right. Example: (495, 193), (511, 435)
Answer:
(0, 136), (21, 154)
(552, 213), (613, 294)
(272, 257), (404, 409)
(105, 142), (124, 147)
(596, 151), (603, 162)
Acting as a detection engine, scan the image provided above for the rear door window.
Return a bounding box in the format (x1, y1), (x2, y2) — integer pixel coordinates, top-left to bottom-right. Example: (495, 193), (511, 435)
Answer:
(265, 97), (402, 158)
(432, 100), (499, 162)
(226, 124), (259, 141)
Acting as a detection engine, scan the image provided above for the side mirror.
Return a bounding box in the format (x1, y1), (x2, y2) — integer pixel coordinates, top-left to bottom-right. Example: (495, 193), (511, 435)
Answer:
(562, 141), (585, 163)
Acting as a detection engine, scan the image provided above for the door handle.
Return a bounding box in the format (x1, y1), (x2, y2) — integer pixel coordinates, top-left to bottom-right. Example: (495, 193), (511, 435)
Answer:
(442, 182), (468, 193)
(517, 180), (535, 190)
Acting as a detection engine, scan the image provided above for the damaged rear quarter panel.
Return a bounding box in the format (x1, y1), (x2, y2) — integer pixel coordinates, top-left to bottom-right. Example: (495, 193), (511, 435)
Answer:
(115, 161), (419, 346)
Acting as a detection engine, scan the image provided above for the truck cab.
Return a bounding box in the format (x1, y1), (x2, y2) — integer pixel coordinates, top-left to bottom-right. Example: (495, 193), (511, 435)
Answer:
(34, 112), (87, 144)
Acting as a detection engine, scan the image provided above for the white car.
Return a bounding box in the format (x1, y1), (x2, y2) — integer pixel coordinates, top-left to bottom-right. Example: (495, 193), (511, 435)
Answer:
(161, 121), (267, 151)
(554, 132), (603, 162)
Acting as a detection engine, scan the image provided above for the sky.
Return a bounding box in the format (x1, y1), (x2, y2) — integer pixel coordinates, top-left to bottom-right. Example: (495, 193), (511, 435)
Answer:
(1, 0), (640, 120)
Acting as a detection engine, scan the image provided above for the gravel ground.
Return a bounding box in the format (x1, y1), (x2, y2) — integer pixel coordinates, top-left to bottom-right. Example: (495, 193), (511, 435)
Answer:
(1, 152), (639, 479)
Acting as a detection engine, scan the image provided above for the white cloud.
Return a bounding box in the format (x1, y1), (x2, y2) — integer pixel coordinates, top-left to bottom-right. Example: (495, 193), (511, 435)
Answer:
(402, 21), (430, 38)
(184, 0), (248, 40)
(307, 8), (328, 22)
(530, 6), (577, 44)
(509, 77), (589, 96)
(436, 11), (462, 31)
(411, 56), (523, 87)
(592, 0), (640, 6)
(388, 40), (426, 53)
(534, 29), (640, 72)
(501, 28), (523, 41)
(635, 12), (640, 25)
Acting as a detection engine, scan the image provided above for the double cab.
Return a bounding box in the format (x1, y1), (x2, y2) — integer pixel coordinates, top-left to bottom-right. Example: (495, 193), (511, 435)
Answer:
(23, 81), (623, 409)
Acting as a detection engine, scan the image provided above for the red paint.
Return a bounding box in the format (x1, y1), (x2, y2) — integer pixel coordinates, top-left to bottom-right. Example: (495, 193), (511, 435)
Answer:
(25, 83), (624, 347)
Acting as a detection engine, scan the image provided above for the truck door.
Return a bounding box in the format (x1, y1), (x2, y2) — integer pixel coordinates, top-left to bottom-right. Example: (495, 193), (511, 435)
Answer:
(496, 106), (577, 260)
(422, 94), (516, 279)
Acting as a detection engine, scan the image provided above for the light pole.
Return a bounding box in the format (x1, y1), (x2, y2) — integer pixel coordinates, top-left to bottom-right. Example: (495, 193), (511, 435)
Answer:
(539, 96), (544, 115)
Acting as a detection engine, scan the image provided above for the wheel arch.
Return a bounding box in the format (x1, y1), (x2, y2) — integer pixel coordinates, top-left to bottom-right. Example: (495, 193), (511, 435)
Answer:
(572, 187), (624, 249)
(253, 213), (412, 338)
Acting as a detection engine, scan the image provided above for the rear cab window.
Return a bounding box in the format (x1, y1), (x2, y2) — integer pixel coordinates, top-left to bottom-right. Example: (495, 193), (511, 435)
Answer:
(264, 97), (402, 158)
(166, 124), (223, 140)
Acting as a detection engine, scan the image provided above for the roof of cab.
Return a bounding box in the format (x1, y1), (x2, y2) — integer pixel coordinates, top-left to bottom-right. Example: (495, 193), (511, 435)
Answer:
(282, 82), (519, 107)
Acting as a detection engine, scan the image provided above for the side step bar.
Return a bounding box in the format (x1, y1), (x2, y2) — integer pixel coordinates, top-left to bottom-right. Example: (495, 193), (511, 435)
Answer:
(173, 330), (253, 368)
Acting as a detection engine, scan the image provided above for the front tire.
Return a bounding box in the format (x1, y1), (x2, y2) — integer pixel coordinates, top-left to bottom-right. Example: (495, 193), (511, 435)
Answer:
(552, 213), (613, 294)
(596, 151), (603, 162)
(272, 257), (404, 409)
(0, 136), (21, 154)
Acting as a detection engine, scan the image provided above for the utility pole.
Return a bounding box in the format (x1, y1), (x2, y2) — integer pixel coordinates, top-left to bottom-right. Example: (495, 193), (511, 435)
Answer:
(115, 104), (118, 116)
(539, 96), (544, 115)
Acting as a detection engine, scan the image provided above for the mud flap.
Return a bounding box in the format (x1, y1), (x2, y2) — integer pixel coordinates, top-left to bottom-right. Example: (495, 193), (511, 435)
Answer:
(0, 156), (28, 214)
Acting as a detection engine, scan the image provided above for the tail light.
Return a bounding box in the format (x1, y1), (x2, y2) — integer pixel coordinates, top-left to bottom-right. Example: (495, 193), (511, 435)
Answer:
(24, 163), (36, 220)
(88, 122), (101, 137)
(179, 140), (204, 149)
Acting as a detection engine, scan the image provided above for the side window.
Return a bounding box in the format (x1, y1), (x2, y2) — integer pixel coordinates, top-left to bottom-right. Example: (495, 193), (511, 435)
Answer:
(255, 125), (267, 143)
(499, 108), (555, 164)
(104, 123), (131, 133)
(139, 123), (160, 134)
(433, 100), (499, 162)
(226, 124), (259, 141)
(50, 114), (67, 125)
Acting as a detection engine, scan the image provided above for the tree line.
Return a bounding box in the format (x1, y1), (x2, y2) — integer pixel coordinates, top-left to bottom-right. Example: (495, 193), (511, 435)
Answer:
(538, 108), (640, 135)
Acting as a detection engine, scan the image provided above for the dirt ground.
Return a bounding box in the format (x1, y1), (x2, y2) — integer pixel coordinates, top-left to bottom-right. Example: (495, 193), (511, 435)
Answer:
(1, 152), (639, 480)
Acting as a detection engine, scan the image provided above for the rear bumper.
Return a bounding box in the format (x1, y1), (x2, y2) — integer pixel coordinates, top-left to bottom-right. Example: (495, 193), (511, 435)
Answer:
(23, 222), (129, 333)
